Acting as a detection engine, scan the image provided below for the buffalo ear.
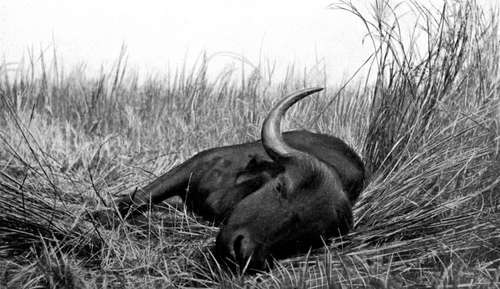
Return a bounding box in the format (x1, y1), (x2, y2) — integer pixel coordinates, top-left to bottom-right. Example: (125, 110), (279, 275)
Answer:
(243, 154), (267, 171)
(235, 155), (270, 185)
(235, 155), (283, 186)
(243, 154), (284, 173)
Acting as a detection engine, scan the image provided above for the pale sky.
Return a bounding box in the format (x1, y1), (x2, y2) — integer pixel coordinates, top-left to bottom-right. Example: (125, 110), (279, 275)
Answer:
(1, 0), (496, 82)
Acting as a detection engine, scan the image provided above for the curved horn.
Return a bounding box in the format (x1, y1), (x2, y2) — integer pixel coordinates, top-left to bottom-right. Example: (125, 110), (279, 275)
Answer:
(262, 87), (324, 161)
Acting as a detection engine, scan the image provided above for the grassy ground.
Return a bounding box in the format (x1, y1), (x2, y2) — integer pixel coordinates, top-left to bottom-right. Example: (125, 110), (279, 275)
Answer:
(1, 1), (499, 288)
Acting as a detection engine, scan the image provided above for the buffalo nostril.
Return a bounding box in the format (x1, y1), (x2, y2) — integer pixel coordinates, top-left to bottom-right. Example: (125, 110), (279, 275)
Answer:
(232, 234), (245, 262)
(231, 231), (255, 268)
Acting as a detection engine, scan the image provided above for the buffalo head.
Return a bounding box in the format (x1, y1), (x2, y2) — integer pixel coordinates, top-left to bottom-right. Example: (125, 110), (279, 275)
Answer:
(215, 88), (353, 271)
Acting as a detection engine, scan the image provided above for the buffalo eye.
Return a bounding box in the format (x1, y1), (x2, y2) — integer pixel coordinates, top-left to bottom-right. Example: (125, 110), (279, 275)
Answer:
(274, 181), (288, 199)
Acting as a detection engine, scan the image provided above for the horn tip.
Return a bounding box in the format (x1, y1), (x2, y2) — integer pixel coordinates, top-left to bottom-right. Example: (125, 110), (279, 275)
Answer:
(305, 87), (324, 95)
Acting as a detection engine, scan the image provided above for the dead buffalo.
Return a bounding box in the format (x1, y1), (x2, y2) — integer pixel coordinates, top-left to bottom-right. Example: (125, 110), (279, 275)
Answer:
(214, 88), (365, 270)
(116, 87), (365, 270)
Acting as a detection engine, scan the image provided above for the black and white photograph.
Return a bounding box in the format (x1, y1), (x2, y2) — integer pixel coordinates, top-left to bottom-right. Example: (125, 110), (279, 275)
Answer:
(1, 0), (499, 288)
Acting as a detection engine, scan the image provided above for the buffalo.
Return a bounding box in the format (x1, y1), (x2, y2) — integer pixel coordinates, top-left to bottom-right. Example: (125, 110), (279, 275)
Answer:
(116, 87), (365, 271)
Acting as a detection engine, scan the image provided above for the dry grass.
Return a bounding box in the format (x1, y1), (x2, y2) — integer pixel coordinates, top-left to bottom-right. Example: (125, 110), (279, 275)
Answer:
(1, 0), (499, 288)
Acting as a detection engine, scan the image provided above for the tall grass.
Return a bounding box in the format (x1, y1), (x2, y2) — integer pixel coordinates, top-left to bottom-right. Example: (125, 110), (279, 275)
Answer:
(1, 0), (499, 288)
